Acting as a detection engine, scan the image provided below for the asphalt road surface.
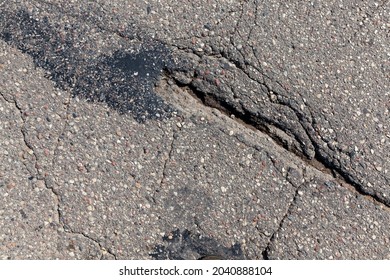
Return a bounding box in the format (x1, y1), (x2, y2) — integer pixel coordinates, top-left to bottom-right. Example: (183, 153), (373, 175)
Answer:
(0, 0), (389, 259)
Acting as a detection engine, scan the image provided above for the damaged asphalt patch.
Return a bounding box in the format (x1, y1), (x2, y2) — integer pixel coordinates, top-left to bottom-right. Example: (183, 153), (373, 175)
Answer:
(0, 9), (173, 122)
(1, 0), (390, 259)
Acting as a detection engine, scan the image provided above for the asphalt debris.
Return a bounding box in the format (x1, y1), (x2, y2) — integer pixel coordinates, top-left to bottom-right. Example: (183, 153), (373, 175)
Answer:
(150, 229), (244, 260)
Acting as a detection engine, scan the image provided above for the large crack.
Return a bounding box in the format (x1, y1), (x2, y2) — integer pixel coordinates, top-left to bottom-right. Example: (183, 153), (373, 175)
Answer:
(162, 52), (390, 258)
(166, 46), (316, 159)
(164, 51), (390, 208)
(210, 32), (390, 207)
(219, 48), (318, 159)
(167, 74), (327, 170)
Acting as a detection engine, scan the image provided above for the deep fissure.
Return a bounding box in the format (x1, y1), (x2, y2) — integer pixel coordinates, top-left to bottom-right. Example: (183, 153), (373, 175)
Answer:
(165, 74), (390, 209)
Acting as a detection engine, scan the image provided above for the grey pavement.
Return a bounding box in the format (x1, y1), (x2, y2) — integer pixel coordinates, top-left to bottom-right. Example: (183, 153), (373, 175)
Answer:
(0, 0), (389, 259)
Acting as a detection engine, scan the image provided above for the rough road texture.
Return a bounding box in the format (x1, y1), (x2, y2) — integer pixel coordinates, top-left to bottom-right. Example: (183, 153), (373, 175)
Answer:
(0, 0), (389, 259)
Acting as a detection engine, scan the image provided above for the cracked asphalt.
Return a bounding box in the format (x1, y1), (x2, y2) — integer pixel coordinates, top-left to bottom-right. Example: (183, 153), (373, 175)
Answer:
(0, 0), (389, 259)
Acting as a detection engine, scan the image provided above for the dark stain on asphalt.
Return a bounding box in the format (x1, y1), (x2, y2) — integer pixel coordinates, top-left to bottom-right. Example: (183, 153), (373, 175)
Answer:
(74, 46), (174, 121)
(0, 9), (173, 122)
(149, 229), (244, 260)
